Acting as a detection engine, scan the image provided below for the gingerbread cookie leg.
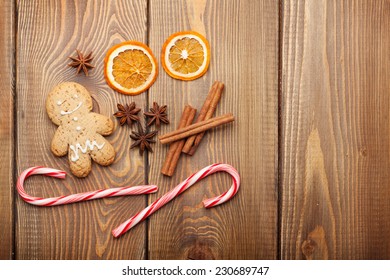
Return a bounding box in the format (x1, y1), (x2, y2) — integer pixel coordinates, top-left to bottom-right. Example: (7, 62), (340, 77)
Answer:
(68, 145), (93, 177)
(89, 135), (115, 166)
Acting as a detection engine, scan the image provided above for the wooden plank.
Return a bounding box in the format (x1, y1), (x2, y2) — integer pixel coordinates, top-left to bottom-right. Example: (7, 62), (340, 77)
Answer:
(148, 0), (278, 259)
(16, 0), (148, 259)
(0, 0), (15, 260)
(281, 0), (390, 259)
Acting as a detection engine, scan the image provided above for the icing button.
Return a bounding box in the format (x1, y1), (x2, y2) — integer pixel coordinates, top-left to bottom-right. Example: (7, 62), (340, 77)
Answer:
(76, 126), (81, 131)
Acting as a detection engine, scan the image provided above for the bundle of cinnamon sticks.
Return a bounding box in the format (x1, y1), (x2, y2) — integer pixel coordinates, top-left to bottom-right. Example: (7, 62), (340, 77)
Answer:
(160, 81), (234, 176)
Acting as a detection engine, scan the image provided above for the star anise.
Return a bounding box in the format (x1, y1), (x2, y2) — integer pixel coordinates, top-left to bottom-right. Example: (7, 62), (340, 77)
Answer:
(114, 102), (141, 126)
(68, 49), (94, 76)
(130, 123), (158, 156)
(144, 102), (169, 127)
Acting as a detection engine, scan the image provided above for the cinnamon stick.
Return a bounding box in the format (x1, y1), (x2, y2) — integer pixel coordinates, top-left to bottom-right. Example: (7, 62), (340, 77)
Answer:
(159, 113), (235, 145)
(182, 81), (224, 154)
(161, 105), (196, 176)
(183, 81), (224, 155)
(166, 108), (196, 176)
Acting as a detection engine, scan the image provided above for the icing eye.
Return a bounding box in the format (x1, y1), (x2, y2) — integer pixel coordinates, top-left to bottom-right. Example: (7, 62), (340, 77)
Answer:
(57, 101), (62, 106)
(73, 117), (78, 121)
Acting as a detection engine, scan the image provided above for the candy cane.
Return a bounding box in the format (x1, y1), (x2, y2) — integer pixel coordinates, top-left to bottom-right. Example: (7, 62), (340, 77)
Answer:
(112, 163), (240, 238)
(17, 166), (158, 206)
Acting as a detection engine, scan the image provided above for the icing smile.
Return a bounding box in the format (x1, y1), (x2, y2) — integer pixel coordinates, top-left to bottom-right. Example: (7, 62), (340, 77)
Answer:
(61, 102), (82, 115)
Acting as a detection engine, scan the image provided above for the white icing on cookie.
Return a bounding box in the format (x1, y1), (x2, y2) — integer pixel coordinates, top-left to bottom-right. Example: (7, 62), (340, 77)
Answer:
(74, 94), (78, 98)
(76, 126), (81, 131)
(61, 102), (82, 115)
(73, 117), (78, 121)
(69, 140), (105, 162)
(57, 100), (63, 105)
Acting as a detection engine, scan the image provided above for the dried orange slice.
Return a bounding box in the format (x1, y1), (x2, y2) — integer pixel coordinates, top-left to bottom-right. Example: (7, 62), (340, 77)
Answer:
(161, 31), (210, 81)
(104, 41), (158, 95)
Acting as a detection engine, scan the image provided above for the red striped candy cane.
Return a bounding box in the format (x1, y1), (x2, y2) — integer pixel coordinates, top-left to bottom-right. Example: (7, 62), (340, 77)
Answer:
(17, 166), (158, 206)
(112, 163), (240, 238)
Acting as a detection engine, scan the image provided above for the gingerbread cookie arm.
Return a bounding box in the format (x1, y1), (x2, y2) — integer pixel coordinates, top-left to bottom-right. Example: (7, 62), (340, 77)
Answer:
(51, 126), (69, 156)
(90, 113), (114, 135)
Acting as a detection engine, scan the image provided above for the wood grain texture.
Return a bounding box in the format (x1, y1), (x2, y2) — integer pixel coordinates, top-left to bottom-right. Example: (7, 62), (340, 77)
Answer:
(16, 0), (148, 259)
(147, 0), (279, 259)
(0, 0), (15, 260)
(281, 0), (390, 259)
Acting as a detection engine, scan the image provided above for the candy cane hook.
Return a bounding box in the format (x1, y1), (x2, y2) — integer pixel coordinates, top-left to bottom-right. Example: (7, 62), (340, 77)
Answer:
(112, 163), (240, 238)
(17, 166), (158, 206)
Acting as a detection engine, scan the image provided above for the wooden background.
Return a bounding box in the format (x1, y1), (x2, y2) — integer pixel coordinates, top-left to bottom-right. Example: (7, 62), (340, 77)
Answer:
(0, 0), (389, 260)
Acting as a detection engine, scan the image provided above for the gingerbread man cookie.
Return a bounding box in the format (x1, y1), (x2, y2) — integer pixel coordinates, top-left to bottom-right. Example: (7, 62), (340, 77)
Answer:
(46, 82), (115, 177)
